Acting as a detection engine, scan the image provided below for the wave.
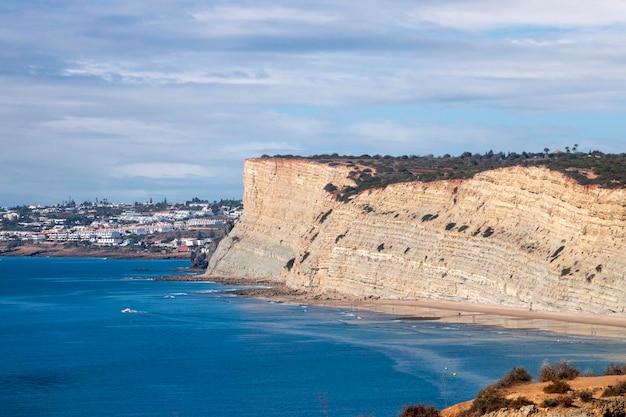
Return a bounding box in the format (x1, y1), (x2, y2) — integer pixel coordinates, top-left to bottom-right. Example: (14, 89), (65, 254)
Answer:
(191, 289), (221, 294)
(121, 277), (155, 281)
(121, 307), (144, 314)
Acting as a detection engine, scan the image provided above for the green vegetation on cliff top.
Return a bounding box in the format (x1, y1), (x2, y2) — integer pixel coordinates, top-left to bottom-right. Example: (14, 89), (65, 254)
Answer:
(261, 149), (626, 202)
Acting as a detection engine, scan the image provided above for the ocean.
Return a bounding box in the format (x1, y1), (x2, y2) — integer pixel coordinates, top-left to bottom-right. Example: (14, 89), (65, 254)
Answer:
(1, 257), (624, 417)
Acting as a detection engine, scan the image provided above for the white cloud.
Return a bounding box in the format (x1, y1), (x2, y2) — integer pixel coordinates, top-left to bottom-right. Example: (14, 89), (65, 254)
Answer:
(112, 163), (215, 179)
(62, 60), (276, 85)
(192, 6), (337, 24)
(414, 0), (626, 30)
(2, 0), (626, 206)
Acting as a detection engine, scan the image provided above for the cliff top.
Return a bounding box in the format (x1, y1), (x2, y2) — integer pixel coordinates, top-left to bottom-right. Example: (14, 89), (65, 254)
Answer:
(257, 150), (626, 201)
(443, 374), (626, 417)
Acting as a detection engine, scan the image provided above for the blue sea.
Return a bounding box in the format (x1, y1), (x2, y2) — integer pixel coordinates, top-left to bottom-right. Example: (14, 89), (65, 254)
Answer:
(1, 257), (624, 417)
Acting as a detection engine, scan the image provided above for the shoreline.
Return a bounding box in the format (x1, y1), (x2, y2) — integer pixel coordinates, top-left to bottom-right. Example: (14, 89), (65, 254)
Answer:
(0, 243), (190, 260)
(212, 282), (626, 340)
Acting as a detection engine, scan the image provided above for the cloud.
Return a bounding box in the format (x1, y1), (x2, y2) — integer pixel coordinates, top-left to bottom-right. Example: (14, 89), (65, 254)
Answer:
(112, 163), (215, 179)
(2, 0), (626, 206)
(192, 6), (338, 25)
(413, 0), (626, 30)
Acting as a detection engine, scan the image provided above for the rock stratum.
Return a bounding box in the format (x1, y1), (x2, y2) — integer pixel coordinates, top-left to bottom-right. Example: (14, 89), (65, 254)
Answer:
(206, 158), (626, 316)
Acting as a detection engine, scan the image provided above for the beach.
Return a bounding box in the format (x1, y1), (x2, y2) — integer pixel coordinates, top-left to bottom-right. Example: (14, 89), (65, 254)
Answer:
(218, 282), (626, 340)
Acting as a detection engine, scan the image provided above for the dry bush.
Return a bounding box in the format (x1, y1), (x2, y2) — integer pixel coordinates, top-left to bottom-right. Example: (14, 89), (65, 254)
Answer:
(556, 395), (574, 407)
(492, 367), (533, 389)
(540, 395), (573, 408)
(576, 389), (594, 403)
(398, 404), (439, 417)
(601, 381), (626, 397)
(604, 363), (626, 375)
(543, 380), (571, 394)
(540, 398), (559, 408)
(508, 396), (535, 410)
(468, 388), (510, 416)
(538, 360), (580, 382)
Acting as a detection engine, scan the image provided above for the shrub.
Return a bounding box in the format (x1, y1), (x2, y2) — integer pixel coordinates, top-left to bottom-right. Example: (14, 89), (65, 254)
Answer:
(508, 396), (534, 410)
(377, 243), (385, 252)
(538, 360), (580, 382)
(469, 387), (510, 415)
(482, 227), (494, 237)
(7, 240), (24, 249)
(576, 389), (594, 402)
(493, 367), (533, 389)
(540, 398), (559, 408)
(458, 225), (469, 232)
(601, 381), (626, 397)
(445, 222), (456, 231)
(605, 362), (626, 375)
(398, 404), (439, 417)
(556, 395), (574, 407)
(543, 380), (571, 394)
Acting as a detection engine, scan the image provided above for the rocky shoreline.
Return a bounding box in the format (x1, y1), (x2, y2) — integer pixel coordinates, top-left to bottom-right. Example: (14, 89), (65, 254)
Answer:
(0, 242), (190, 260)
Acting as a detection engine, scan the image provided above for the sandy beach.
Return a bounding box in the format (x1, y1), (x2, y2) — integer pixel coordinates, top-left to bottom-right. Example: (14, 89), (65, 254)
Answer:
(219, 283), (626, 340)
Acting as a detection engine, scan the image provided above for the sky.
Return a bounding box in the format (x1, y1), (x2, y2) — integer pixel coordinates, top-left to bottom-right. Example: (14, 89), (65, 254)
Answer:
(2, 0), (626, 206)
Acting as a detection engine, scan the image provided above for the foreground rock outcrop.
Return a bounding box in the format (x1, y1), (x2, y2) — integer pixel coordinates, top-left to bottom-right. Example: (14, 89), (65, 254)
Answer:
(443, 375), (626, 417)
(206, 158), (626, 315)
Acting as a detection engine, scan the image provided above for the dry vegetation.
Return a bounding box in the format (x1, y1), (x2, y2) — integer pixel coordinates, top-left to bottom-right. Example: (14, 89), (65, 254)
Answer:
(261, 149), (626, 202)
(400, 361), (626, 417)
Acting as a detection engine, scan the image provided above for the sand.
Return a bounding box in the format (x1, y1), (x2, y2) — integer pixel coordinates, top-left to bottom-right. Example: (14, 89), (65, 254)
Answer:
(227, 284), (626, 340)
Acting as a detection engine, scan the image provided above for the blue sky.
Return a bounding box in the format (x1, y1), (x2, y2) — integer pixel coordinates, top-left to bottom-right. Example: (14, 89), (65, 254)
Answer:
(2, 0), (626, 206)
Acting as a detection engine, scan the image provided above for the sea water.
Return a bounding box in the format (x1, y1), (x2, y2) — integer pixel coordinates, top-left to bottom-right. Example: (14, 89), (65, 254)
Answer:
(1, 257), (624, 417)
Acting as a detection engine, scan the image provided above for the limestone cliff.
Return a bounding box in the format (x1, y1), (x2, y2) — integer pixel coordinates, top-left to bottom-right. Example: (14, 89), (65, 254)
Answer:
(206, 158), (626, 315)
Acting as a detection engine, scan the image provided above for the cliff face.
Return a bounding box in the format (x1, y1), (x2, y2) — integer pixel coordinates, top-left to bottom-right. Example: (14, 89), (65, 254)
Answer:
(206, 158), (626, 315)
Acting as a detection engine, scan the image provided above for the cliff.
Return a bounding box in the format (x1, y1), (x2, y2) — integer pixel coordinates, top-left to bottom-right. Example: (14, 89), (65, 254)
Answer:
(206, 158), (626, 315)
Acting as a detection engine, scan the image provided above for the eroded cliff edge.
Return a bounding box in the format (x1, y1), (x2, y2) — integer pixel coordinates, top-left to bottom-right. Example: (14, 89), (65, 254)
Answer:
(206, 158), (626, 315)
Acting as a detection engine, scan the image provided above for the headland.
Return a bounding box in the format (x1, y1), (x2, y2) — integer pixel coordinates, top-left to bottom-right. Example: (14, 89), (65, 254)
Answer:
(202, 153), (626, 338)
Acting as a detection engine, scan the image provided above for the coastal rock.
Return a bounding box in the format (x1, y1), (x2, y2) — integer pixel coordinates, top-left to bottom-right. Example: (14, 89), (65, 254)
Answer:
(481, 399), (625, 417)
(206, 158), (626, 316)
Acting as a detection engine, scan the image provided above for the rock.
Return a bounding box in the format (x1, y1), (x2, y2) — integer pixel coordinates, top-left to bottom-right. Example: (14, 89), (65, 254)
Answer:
(206, 158), (626, 316)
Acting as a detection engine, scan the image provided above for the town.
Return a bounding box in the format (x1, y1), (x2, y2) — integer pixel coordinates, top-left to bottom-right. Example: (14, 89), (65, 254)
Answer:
(0, 198), (242, 266)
